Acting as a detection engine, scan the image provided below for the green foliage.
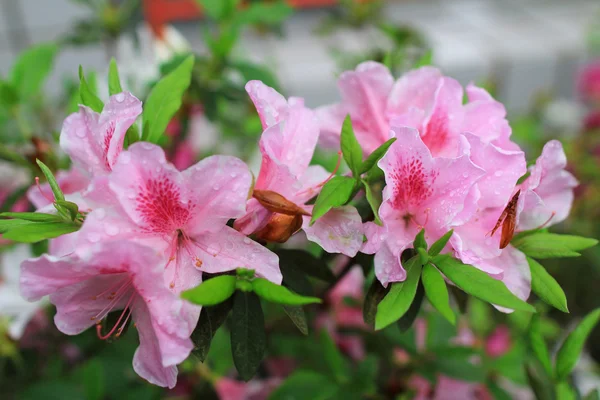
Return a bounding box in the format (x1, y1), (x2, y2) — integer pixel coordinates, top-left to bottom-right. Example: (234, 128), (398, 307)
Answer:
(555, 308), (600, 380)
(422, 263), (455, 325)
(270, 370), (338, 400)
(142, 55), (194, 144)
(181, 275), (237, 306)
(529, 315), (553, 377)
(191, 299), (233, 361)
(363, 279), (389, 328)
(108, 58), (123, 96)
(252, 278), (321, 305)
(340, 115), (363, 178)
(413, 229), (427, 251)
(514, 233), (598, 258)
(362, 180), (382, 225)
(375, 257), (423, 330)
(320, 329), (351, 382)
(359, 138), (396, 174)
(429, 230), (453, 257)
(36, 159), (64, 202)
(10, 43), (58, 99)
(78, 66), (104, 112)
(2, 222), (80, 243)
(230, 291), (266, 381)
(310, 176), (357, 224)
(433, 255), (536, 312)
(528, 257), (569, 313)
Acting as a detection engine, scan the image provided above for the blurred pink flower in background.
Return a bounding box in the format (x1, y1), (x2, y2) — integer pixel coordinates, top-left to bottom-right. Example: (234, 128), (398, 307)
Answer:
(577, 60), (600, 103)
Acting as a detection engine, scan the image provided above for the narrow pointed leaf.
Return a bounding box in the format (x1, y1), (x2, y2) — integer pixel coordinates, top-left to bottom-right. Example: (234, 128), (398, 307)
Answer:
(528, 257), (568, 313)
(429, 230), (453, 256)
(422, 263), (456, 325)
(432, 255), (536, 312)
(529, 315), (553, 377)
(0, 212), (62, 223)
(231, 291), (266, 381)
(55, 200), (79, 221)
(0, 218), (34, 233)
(375, 257), (423, 330)
(283, 305), (308, 335)
(340, 115), (362, 178)
(414, 229), (427, 251)
(359, 138), (396, 174)
(78, 66), (104, 112)
(320, 329), (350, 382)
(191, 299), (233, 361)
(142, 55), (194, 143)
(363, 278), (389, 327)
(397, 280), (424, 332)
(362, 180), (382, 225)
(310, 176), (356, 224)
(514, 233), (597, 259)
(252, 278), (321, 305)
(36, 159), (64, 202)
(181, 275), (237, 306)
(555, 308), (600, 380)
(108, 58), (123, 95)
(3, 222), (79, 243)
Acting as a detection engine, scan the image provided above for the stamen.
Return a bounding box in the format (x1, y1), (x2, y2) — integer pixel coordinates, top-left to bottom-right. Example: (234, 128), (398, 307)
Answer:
(535, 212), (556, 230)
(96, 291), (135, 340)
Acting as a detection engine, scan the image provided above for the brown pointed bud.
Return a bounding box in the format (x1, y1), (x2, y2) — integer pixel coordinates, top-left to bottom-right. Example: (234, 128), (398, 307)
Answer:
(253, 190), (311, 217)
(254, 213), (303, 243)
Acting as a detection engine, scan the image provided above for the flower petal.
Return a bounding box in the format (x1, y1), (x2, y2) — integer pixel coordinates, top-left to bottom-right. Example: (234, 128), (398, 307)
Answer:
(193, 226), (282, 284)
(374, 242), (407, 287)
(303, 206), (363, 257)
(246, 80), (289, 128)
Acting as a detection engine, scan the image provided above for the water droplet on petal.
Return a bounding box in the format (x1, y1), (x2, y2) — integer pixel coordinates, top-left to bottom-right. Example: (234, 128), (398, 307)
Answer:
(462, 173), (468, 178)
(105, 224), (119, 236)
(95, 208), (106, 220)
(213, 185), (220, 191)
(494, 171), (503, 177)
(120, 152), (131, 164)
(76, 129), (86, 138)
(115, 93), (125, 102)
(88, 232), (100, 243)
(243, 237), (251, 245)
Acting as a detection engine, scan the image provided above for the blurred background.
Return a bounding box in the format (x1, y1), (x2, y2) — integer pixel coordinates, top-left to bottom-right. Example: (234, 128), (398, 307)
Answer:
(2, 0), (600, 399)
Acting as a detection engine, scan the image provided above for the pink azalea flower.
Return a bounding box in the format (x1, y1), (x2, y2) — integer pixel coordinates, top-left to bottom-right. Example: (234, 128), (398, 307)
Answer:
(60, 92), (142, 176)
(577, 60), (600, 103)
(317, 63), (516, 157)
(234, 81), (363, 257)
(20, 241), (195, 388)
(77, 142), (281, 293)
(518, 140), (578, 231)
(363, 127), (485, 286)
(485, 325), (512, 358)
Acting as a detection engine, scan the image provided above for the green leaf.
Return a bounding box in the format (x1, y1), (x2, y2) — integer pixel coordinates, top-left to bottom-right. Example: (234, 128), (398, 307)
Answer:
(525, 361), (556, 400)
(0, 212), (62, 223)
(10, 43), (58, 98)
(432, 255), (536, 312)
(320, 329), (350, 382)
(428, 230), (453, 256)
(555, 308), (600, 380)
(414, 49), (433, 68)
(375, 257), (423, 330)
(195, 0), (227, 19)
(55, 200), (79, 221)
(556, 381), (577, 400)
(363, 180), (382, 225)
(514, 233), (598, 258)
(191, 299), (233, 361)
(108, 58), (123, 96)
(433, 354), (486, 382)
(283, 305), (308, 335)
(276, 249), (335, 282)
(181, 275), (237, 306)
(340, 115), (363, 178)
(142, 55), (194, 144)
(252, 278), (321, 305)
(397, 280), (424, 332)
(0, 218), (34, 233)
(78, 66), (104, 113)
(528, 257), (568, 313)
(81, 359), (105, 400)
(36, 159), (65, 202)
(359, 138), (396, 174)
(417, 247), (429, 265)
(414, 229), (427, 251)
(468, 298), (492, 337)
(529, 315), (553, 377)
(310, 176), (356, 224)
(269, 370), (338, 400)
(3, 222), (80, 243)
(486, 380), (512, 400)
(351, 356), (378, 394)
(363, 279), (389, 328)
(230, 291), (266, 381)
(0, 81), (18, 108)
(422, 263), (456, 325)
(233, 1), (293, 26)
(230, 61), (279, 90)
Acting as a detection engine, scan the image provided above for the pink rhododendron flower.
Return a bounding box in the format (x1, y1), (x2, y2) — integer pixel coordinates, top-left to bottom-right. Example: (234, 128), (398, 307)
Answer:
(518, 140), (578, 231)
(577, 60), (600, 103)
(215, 377), (281, 400)
(20, 241), (195, 388)
(317, 63), (516, 156)
(485, 325), (512, 358)
(77, 142), (280, 293)
(234, 81), (363, 257)
(363, 127), (485, 286)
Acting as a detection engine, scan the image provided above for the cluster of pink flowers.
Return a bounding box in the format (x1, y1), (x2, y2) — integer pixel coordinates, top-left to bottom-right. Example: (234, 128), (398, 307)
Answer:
(319, 62), (576, 302)
(17, 61), (576, 388)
